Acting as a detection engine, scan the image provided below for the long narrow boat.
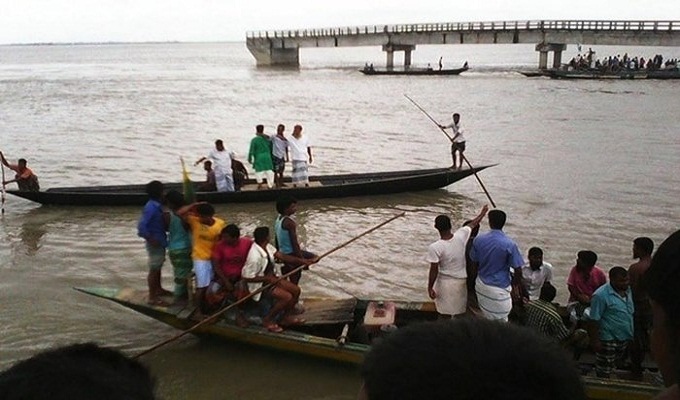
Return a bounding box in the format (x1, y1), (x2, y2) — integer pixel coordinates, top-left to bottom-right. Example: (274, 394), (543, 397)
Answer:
(77, 287), (662, 400)
(359, 66), (468, 76)
(548, 69), (680, 80)
(6, 166), (491, 206)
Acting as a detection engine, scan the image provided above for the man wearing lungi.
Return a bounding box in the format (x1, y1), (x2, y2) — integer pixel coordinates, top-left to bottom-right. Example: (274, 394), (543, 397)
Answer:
(470, 209), (524, 321)
(427, 205), (488, 318)
(288, 125), (313, 187)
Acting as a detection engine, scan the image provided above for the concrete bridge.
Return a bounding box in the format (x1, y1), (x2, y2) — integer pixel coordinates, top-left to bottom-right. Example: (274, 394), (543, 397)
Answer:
(246, 20), (680, 68)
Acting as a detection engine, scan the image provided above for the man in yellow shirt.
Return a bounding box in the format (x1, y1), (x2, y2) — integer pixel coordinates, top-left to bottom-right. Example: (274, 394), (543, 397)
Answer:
(178, 202), (226, 320)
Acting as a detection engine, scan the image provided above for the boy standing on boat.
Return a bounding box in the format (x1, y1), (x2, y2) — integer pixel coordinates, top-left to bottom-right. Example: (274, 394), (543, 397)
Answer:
(272, 124), (289, 188)
(288, 125), (313, 187)
(248, 125), (275, 189)
(427, 205), (488, 318)
(164, 190), (193, 304)
(177, 202), (226, 320)
(195, 140), (236, 192)
(438, 113), (466, 170)
(137, 180), (172, 306)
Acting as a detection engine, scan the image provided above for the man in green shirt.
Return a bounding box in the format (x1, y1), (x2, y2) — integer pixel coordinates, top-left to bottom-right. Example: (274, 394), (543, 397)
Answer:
(248, 125), (275, 189)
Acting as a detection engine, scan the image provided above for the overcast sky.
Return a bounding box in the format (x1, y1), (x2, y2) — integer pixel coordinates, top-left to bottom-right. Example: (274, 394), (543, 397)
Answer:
(1, 0), (679, 44)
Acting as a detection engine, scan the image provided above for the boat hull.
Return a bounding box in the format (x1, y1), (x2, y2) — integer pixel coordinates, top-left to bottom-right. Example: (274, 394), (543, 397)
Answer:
(549, 69), (680, 80)
(7, 166), (491, 206)
(360, 67), (468, 76)
(76, 287), (662, 400)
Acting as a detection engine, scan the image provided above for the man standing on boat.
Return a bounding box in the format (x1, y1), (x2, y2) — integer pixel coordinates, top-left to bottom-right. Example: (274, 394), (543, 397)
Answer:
(589, 267), (634, 378)
(288, 125), (313, 187)
(438, 113), (466, 170)
(469, 209), (524, 321)
(195, 140), (236, 192)
(137, 180), (172, 306)
(0, 151), (39, 192)
(272, 124), (289, 188)
(275, 196), (316, 286)
(427, 205), (488, 318)
(248, 125), (275, 190)
(628, 237), (654, 380)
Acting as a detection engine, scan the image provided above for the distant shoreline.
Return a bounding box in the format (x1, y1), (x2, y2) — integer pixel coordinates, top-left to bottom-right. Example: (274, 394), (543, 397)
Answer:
(0, 40), (244, 47)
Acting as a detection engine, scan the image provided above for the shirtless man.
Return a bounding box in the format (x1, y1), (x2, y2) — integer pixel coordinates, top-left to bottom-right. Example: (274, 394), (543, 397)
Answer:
(628, 237), (654, 380)
(199, 161), (216, 191)
(0, 152), (39, 191)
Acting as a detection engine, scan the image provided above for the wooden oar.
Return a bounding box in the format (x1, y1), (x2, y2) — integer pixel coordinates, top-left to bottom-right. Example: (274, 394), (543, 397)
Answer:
(403, 94), (497, 208)
(1, 163), (6, 215)
(132, 211), (406, 359)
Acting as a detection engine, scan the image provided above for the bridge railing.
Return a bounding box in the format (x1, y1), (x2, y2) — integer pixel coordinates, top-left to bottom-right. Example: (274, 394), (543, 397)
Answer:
(246, 20), (679, 39)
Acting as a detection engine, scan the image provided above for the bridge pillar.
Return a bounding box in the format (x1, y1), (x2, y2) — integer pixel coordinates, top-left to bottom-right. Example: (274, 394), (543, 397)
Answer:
(382, 44), (416, 69)
(246, 41), (300, 66)
(535, 43), (567, 69)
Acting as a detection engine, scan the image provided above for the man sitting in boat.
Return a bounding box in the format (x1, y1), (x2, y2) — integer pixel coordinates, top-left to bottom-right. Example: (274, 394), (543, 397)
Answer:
(242, 226), (317, 333)
(198, 161), (216, 191)
(210, 224), (253, 327)
(524, 283), (589, 355)
(0, 152), (39, 192)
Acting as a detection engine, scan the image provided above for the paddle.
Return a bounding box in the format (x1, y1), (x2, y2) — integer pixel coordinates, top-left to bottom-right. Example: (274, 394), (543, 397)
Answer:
(403, 94), (497, 208)
(132, 211), (406, 359)
(1, 162), (6, 215)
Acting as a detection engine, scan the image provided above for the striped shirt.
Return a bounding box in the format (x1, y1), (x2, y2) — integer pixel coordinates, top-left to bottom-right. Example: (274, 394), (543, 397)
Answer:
(525, 299), (570, 341)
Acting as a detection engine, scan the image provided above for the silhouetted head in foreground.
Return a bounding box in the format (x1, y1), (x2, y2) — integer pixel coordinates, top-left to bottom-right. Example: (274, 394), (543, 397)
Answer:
(358, 319), (586, 400)
(0, 342), (157, 400)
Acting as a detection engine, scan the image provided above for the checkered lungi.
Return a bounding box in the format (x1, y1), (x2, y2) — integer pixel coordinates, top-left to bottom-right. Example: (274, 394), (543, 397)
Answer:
(596, 340), (630, 378)
(291, 160), (309, 185)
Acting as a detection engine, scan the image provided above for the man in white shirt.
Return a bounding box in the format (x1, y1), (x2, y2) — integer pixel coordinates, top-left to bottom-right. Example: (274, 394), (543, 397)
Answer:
(195, 140), (236, 192)
(288, 125), (313, 187)
(438, 113), (466, 170)
(427, 205), (488, 318)
(521, 247), (554, 301)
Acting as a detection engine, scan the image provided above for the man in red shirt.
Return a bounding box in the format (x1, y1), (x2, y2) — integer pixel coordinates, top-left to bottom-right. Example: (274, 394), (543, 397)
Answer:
(0, 152), (39, 192)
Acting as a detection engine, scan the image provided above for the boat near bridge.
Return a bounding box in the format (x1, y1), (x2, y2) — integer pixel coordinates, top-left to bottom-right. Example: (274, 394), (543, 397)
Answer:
(360, 65), (468, 76)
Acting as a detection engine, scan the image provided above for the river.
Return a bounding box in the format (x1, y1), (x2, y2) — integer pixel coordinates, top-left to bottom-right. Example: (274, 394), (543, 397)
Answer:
(0, 42), (678, 399)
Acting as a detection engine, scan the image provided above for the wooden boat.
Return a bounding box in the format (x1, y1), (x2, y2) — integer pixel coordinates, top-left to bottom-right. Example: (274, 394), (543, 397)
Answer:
(77, 287), (663, 400)
(518, 70), (551, 77)
(6, 166), (491, 206)
(548, 68), (680, 80)
(359, 66), (468, 76)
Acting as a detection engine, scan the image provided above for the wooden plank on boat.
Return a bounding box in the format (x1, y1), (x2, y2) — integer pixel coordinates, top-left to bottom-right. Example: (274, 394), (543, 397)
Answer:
(298, 298), (357, 325)
(239, 181), (324, 191)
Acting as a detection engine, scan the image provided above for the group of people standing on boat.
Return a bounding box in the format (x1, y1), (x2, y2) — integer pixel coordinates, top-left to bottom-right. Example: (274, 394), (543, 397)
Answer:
(194, 124), (313, 192)
(137, 180), (317, 332)
(427, 206), (658, 380)
(568, 49), (679, 73)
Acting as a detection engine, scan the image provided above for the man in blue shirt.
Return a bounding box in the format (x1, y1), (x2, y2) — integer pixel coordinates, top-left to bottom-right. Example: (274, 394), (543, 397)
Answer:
(589, 266), (634, 378)
(137, 180), (171, 306)
(469, 209), (524, 321)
